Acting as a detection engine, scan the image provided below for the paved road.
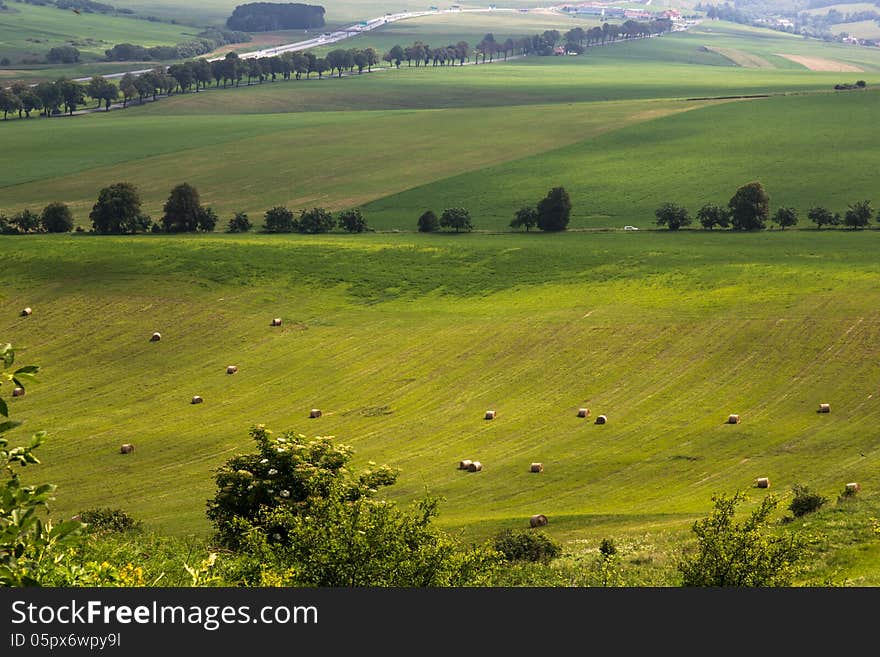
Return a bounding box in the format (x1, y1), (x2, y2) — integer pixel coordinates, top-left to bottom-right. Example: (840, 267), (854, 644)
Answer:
(79, 7), (524, 81)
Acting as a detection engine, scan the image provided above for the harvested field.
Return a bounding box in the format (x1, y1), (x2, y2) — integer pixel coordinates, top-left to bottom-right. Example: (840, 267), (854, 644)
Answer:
(705, 46), (774, 68)
(775, 54), (864, 72)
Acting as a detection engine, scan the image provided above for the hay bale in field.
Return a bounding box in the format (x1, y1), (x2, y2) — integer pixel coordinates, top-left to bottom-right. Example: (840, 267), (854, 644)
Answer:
(845, 482), (860, 493)
(484, 410), (496, 420)
(120, 444), (135, 454)
(530, 514), (548, 528)
(467, 461), (482, 472)
(271, 318), (282, 327)
(150, 332), (161, 342)
(309, 408), (322, 418)
(226, 365), (238, 374)
(755, 477), (770, 489)
(595, 414), (607, 425)
(459, 459), (473, 470)
(577, 408), (590, 418)
(530, 462), (543, 473)
(727, 414), (740, 424)
(191, 395), (203, 404)
(818, 403), (830, 413)
(20, 307), (32, 317)
(12, 387), (25, 397)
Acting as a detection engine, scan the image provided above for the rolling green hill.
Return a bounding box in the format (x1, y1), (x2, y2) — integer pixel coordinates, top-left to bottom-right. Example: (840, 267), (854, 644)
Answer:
(2, 230), (879, 583)
(2, 14), (880, 585)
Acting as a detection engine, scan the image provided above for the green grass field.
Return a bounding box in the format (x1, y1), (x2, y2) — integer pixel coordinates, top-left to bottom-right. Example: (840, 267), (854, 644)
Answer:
(2, 230), (880, 583)
(3, 16), (880, 584)
(0, 2), (200, 62)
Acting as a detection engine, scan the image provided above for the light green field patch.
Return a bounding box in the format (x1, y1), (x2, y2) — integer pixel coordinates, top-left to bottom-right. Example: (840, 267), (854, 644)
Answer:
(0, 98), (708, 221)
(703, 46), (775, 68)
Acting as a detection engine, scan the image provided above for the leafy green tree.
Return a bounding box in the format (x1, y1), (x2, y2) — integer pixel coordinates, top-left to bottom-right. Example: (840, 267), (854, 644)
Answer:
(87, 76), (118, 111)
(788, 484), (827, 518)
(844, 200), (873, 229)
(207, 425), (399, 548)
(808, 206), (838, 230)
(326, 49), (348, 77)
(654, 202), (691, 230)
(40, 202), (74, 233)
(161, 183), (204, 233)
(17, 90), (42, 119)
(197, 207), (218, 233)
(417, 210), (439, 232)
(337, 208), (368, 233)
(34, 81), (61, 117)
(728, 181), (769, 230)
(314, 58), (329, 79)
(389, 45), (404, 68)
(226, 211), (252, 233)
(771, 206), (798, 230)
(263, 206), (296, 233)
(298, 207), (335, 233)
(510, 206), (538, 232)
(211, 425), (500, 585)
(90, 182), (148, 234)
(56, 78), (85, 116)
(536, 187), (572, 232)
(11, 209), (41, 234)
(696, 203), (729, 230)
(119, 73), (137, 108)
(46, 45), (80, 64)
(1, 343), (84, 586)
(492, 529), (561, 563)
(440, 207), (473, 233)
(678, 491), (806, 587)
(0, 88), (20, 120)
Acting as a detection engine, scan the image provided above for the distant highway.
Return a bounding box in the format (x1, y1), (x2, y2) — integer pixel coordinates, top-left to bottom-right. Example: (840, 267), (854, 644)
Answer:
(80, 7), (527, 81)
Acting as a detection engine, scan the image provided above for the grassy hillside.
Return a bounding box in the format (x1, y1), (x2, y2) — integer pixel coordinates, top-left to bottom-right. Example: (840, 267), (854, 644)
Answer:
(2, 231), (879, 582)
(0, 97), (706, 221)
(0, 2), (200, 63)
(2, 89), (876, 231)
(364, 89), (880, 230)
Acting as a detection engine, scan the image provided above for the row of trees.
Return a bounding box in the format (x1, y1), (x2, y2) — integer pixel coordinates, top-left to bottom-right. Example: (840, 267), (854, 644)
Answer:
(654, 182), (877, 231)
(0, 182), (374, 235)
(0, 17), (675, 119)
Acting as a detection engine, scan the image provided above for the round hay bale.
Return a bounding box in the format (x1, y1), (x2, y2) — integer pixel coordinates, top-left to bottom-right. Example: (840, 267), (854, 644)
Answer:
(271, 318), (282, 327)
(191, 395), (203, 404)
(309, 408), (322, 418)
(845, 482), (860, 493)
(20, 307), (32, 317)
(530, 462), (543, 473)
(577, 408), (590, 418)
(226, 365), (238, 374)
(12, 387), (25, 397)
(595, 414), (607, 425)
(727, 414), (740, 424)
(120, 443), (135, 454)
(755, 477), (770, 489)
(467, 461), (482, 472)
(458, 459), (473, 470)
(818, 403), (830, 413)
(530, 514), (548, 528)
(150, 332), (161, 342)
(484, 410), (496, 420)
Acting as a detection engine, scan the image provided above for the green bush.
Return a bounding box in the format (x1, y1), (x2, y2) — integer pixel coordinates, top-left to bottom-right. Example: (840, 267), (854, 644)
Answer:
(492, 529), (561, 564)
(789, 484), (827, 518)
(77, 507), (142, 533)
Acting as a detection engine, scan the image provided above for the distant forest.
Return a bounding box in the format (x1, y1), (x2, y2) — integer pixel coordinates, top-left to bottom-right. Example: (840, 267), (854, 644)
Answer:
(226, 2), (325, 32)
